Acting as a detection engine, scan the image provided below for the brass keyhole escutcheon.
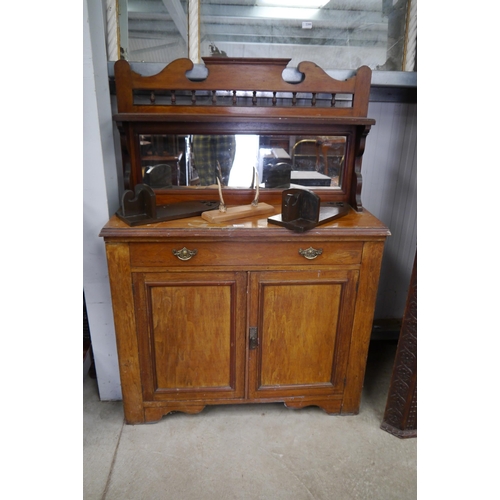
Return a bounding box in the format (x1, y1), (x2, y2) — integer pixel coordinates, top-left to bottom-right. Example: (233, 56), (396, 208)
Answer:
(172, 247), (198, 261)
(249, 327), (259, 350)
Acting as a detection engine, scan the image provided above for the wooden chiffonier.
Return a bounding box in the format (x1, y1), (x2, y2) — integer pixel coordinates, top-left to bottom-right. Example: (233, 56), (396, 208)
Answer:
(101, 211), (388, 424)
(101, 57), (389, 423)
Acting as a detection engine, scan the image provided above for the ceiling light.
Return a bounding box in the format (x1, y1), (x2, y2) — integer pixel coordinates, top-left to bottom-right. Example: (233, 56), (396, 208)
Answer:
(257, 0), (329, 8)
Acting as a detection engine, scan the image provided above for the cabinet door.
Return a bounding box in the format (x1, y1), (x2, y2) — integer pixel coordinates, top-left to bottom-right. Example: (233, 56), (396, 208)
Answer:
(133, 271), (246, 401)
(248, 269), (359, 400)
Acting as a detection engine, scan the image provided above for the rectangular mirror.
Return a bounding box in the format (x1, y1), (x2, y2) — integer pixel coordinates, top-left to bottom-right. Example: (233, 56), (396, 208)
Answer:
(138, 134), (347, 191)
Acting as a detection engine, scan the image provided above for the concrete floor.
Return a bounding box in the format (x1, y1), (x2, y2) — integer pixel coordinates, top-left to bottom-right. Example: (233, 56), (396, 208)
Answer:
(83, 340), (417, 500)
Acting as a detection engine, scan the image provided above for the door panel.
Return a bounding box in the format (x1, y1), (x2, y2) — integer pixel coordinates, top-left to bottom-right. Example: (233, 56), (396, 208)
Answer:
(259, 283), (340, 386)
(150, 284), (231, 389)
(248, 270), (359, 399)
(133, 271), (246, 401)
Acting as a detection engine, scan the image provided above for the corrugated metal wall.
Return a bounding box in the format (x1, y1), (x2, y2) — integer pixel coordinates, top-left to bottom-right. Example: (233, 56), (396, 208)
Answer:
(362, 101), (417, 320)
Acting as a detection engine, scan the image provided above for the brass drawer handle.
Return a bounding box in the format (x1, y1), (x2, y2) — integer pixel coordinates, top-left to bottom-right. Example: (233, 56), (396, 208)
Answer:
(172, 247), (198, 261)
(299, 247), (323, 260)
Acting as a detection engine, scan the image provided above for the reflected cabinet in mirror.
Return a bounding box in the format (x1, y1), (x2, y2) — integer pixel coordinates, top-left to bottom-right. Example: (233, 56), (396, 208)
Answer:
(113, 57), (375, 210)
(138, 133), (347, 190)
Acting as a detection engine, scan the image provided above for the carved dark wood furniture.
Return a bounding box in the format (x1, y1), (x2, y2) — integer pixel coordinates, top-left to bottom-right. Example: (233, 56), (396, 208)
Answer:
(381, 253), (417, 438)
(101, 58), (389, 424)
(112, 57), (373, 209)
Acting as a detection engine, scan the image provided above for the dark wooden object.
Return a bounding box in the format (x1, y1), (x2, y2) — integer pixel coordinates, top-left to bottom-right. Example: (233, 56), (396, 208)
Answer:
(112, 57), (374, 210)
(381, 253), (417, 438)
(117, 184), (218, 226)
(268, 189), (349, 232)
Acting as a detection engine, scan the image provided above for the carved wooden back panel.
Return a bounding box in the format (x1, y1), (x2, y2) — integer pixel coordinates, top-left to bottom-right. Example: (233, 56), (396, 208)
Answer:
(115, 57), (372, 118)
(113, 58), (375, 210)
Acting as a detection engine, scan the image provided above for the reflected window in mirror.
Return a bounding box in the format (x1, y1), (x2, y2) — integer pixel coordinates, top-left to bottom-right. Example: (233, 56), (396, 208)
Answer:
(116, 1), (415, 72)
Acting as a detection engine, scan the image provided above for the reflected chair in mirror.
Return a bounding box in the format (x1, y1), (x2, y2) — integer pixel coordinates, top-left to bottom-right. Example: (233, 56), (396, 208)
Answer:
(315, 136), (345, 182)
(292, 137), (346, 174)
(291, 139), (330, 187)
(291, 137), (345, 187)
(291, 139), (318, 172)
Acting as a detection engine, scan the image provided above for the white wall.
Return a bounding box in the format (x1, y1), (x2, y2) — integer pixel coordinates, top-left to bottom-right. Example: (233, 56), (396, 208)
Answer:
(363, 101), (417, 319)
(84, 0), (122, 400)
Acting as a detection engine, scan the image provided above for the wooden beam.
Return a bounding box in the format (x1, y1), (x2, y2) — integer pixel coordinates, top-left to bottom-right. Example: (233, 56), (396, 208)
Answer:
(162, 0), (187, 43)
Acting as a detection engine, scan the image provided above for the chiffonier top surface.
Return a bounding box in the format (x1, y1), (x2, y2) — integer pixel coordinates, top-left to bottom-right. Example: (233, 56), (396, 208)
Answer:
(100, 206), (390, 241)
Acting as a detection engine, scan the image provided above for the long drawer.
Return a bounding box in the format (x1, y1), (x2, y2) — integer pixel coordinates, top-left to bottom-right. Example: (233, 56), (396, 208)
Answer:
(129, 241), (363, 268)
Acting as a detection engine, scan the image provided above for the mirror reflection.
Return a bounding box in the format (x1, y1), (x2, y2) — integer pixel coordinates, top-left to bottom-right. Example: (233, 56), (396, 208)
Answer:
(139, 134), (346, 190)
